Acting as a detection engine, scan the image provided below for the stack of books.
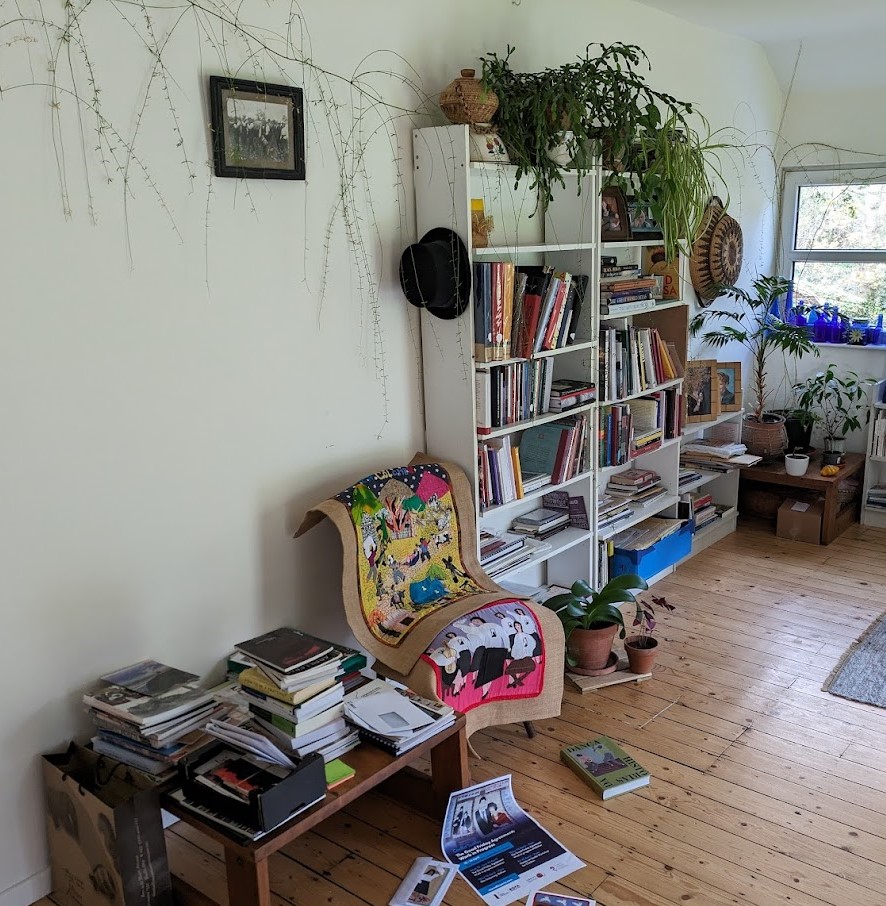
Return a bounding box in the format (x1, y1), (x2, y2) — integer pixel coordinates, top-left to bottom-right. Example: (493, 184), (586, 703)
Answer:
(866, 484), (886, 510)
(233, 628), (363, 763)
(600, 276), (658, 316)
(511, 506), (571, 539)
(547, 379), (596, 413)
(680, 440), (761, 471)
(689, 492), (718, 530)
(84, 660), (227, 780)
(678, 467), (705, 489)
(597, 494), (634, 533)
(480, 530), (526, 569)
(606, 469), (666, 511)
(343, 679), (455, 756)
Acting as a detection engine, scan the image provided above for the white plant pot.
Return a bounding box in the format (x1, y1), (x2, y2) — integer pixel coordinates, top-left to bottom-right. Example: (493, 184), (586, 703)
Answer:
(784, 453), (810, 477)
(546, 131), (575, 167)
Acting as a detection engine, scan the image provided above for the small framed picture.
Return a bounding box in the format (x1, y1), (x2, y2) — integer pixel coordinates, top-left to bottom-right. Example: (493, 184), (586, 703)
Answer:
(601, 187), (630, 241)
(209, 76), (305, 179)
(685, 359), (722, 424)
(717, 362), (743, 412)
(627, 195), (663, 239)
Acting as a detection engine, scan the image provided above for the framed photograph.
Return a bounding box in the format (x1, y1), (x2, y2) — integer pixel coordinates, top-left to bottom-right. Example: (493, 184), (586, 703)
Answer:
(626, 195), (663, 239)
(717, 362), (743, 412)
(685, 359), (722, 424)
(601, 187), (630, 241)
(209, 76), (305, 179)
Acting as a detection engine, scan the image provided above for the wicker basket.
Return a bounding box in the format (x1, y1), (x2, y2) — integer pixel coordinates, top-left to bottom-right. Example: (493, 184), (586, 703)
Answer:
(439, 69), (499, 125)
(741, 415), (787, 460)
(837, 478), (860, 507)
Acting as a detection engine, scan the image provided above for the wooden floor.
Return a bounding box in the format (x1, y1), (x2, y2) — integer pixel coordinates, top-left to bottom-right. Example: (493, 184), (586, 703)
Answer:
(38, 520), (886, 906)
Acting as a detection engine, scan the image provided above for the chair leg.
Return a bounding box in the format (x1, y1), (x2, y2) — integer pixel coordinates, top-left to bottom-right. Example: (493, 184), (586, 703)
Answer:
(523, 721), (536, 739)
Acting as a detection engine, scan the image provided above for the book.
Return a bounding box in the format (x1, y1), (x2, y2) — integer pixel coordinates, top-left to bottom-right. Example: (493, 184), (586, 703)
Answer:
(234, 627), (335, 675)
(247, 702), (345, 739)
(388, 857), (457, 906)
(324, 758), (355, 790)
(239, 667), (338, 706)
(100, 660), (199, 696)
(83, 683), (214, 729)
(560, 736), (650, 799)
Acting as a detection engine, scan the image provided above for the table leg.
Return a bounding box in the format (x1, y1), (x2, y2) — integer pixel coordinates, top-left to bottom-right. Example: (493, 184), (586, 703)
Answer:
(822, 487), (838, 545)
(225, 848), (271, 906)
(430, 726), (471, 811)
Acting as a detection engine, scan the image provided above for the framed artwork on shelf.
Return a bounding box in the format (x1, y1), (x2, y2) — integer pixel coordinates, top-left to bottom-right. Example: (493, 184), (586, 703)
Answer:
(717, 362), (743, 412)
(685, 359), (722, 423)
(626, 196), (663, 240)
(209, 76), (305, 179)
(601, 187), (630, 241)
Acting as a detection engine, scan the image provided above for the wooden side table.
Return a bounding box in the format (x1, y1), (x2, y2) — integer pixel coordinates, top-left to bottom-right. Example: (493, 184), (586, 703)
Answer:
(163, 715), (469, 906)
(739, 452), (865, 544)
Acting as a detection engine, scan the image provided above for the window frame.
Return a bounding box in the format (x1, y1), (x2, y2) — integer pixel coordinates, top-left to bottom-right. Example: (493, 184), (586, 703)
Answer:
(780, 164), (886, 283)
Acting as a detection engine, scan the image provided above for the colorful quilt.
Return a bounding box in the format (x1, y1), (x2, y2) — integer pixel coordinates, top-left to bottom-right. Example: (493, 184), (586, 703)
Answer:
(335, 463), (485, 647)
(421, 600), (546, 713)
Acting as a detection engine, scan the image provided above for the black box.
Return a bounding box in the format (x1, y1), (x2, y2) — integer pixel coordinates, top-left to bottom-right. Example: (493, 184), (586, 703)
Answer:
(178, 742), (326, 832)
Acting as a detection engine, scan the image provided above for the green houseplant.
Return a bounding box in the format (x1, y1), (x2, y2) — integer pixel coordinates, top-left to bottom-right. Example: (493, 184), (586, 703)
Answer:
(691, 275), (819, 458)
(793, 365), (873, 457)
(622, 593), (676, 674)
(543, 575), (671, 676)
(479, 43), (716, 260)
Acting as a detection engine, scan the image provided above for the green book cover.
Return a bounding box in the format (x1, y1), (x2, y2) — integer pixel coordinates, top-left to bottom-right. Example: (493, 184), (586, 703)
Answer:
(560, 736), (650, 800)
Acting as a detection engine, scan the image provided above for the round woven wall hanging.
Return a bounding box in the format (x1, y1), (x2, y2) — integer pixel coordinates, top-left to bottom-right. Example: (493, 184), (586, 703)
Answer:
(690, 196), (743, 305)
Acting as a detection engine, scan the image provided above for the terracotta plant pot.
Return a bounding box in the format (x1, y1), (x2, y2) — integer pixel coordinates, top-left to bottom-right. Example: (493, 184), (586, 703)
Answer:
(567, 624), (619, 675)
(624, 635), (659, 674)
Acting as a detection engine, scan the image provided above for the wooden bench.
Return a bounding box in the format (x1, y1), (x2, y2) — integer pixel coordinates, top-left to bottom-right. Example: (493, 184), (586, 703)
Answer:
(739, 452), (864, 544)
(163, 715), (469, 906)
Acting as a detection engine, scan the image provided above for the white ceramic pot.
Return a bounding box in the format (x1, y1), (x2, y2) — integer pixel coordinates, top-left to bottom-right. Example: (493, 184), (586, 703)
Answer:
(546, 131), (575, 167)
(468, 126), (509, 163)
(784, 453), (810, 477)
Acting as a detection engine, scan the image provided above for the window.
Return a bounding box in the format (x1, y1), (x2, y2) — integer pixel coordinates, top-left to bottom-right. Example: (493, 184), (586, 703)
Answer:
(780, 166), (886, 323)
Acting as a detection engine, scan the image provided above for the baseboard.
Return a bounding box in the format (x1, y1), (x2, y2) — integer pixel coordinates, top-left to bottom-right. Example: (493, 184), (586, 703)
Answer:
(0, 869), (51, 906)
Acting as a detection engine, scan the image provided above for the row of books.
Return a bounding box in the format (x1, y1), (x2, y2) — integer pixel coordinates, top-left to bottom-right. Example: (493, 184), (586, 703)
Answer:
(476, 358), (554, 433)
(473, 262), (589, 363)
(598, 388), (683, 468)
(866, 484), (886, 510)
(598, 326), (682, 403)
(871, 411), (886, 457)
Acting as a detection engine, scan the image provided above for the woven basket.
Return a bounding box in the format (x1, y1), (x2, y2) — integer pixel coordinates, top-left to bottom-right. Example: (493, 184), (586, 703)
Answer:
(741, 415), (787, 459)
(837, 478), (860, 507)
(439, 69), (499, 125)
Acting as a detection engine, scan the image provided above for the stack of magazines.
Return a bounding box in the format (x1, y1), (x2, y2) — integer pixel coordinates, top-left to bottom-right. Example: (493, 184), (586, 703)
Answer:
(343, 679), (455, 756)
(232, 627), (362, 762)
(83, 660), (233, 780)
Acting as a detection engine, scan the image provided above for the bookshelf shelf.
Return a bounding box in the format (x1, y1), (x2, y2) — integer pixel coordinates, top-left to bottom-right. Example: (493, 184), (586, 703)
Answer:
(599, 436), (682, 478)
(597, 494), (680, 541)
(600, 299), (687, 322)
(477, 403), (594, 440)
(475, 242), (596, 256)
(480, 470), (594, 519)
(682, 408), (745, 437)
(677, 470), (723, 495)
(599, 377), (684, 408)
(493, 527), (590, 579)
(476, 340), (598, 370)
(601, 238), (666, 249)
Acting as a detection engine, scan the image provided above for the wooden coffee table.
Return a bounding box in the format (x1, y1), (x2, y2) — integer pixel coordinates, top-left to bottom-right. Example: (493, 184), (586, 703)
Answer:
(163, 715), (469, 906)
(739, 452), (865, 544)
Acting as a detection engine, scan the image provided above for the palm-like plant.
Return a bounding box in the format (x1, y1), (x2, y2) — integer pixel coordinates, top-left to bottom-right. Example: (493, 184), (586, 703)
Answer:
(690, 275), (819, 421)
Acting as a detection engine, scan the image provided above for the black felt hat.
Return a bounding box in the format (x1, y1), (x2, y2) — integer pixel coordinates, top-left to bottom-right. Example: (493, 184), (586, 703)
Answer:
(399, 227), (471, 319)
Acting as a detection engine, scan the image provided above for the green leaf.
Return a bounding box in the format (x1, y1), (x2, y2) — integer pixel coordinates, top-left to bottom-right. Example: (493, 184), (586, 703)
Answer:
(602, 573), (648, 592)
(571, 579), (594, 597)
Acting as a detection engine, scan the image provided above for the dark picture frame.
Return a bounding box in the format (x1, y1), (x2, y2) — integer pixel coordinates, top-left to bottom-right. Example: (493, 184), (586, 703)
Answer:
(209, 76), (305, 179)
(685, 358), (722, 424)
(600, 187), (630, 241)
(717, 361), (743, 413)
(626, 195), (663, 239)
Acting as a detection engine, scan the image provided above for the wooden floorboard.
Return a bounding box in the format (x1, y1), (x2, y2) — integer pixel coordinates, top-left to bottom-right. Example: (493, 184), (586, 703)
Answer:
(42, 520), (886, 906)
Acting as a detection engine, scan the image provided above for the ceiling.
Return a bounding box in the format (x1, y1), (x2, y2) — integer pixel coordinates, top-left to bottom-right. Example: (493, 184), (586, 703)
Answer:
(630, 0), (886, 43)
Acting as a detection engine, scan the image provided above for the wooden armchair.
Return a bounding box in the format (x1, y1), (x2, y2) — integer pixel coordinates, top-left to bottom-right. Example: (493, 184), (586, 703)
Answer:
(295, 455), (564, 738)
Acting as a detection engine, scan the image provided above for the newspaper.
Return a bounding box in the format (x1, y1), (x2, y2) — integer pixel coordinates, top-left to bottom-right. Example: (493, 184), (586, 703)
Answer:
(441, 775), (583, 906)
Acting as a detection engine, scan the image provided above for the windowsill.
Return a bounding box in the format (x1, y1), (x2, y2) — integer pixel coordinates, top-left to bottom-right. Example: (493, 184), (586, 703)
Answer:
(812, 343), (886, 351)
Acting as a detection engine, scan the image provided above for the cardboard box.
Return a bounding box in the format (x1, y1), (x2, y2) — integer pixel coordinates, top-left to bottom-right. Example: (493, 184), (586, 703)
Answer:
(776, 498), (823, 544)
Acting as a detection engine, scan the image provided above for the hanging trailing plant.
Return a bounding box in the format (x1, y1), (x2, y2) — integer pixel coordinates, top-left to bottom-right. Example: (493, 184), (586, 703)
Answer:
(480, 42), (723, 258)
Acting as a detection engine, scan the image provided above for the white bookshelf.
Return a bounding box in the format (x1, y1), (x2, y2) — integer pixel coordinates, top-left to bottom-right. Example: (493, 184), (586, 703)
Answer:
(861, 380), (886, 527)
(413, 124), (690, 589)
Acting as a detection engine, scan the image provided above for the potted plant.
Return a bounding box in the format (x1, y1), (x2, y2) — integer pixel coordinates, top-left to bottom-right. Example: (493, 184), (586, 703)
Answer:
(691, 275), (819, 459)
(543, 574), (666, 676)
(623, 594), (676, 674)
(793, 366), (873, 461)
(479, 42), (718, 259)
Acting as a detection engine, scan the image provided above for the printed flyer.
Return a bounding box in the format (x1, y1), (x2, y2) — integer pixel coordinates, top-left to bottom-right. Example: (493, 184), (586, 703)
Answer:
(441, 775), (584, 906)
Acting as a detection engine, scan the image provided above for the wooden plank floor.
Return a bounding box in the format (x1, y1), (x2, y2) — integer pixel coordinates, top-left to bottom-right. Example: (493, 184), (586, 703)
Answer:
(38, 521), (886, 906)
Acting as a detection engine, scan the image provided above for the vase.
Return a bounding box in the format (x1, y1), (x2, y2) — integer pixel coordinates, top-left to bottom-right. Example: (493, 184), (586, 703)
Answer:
(546, 131), (575, 168)
(468, 125), (509, 164)
(624, 636), (659, 674)
(567, 624), (618, 675)
(439, 69), (499, 125)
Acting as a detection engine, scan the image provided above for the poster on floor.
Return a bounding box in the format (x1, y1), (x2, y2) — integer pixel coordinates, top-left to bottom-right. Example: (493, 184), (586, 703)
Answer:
(441, 774), (584, 906)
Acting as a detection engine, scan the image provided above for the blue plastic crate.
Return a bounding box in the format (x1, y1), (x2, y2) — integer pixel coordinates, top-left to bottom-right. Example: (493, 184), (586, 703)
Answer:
(610, 520), (692, 582)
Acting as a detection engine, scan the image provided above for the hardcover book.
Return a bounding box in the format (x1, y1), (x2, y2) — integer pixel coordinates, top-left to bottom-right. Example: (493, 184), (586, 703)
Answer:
(234, 627), (333, 673)
(560, 736), (650, 799)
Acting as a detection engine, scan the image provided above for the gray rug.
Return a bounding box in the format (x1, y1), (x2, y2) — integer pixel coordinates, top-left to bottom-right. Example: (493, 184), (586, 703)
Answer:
(823, 612), (886, 708)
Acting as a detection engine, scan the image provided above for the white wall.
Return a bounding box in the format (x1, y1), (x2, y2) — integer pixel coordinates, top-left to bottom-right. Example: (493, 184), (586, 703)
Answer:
(759, 32), (886, 450)
(0, 2), (782, 901)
